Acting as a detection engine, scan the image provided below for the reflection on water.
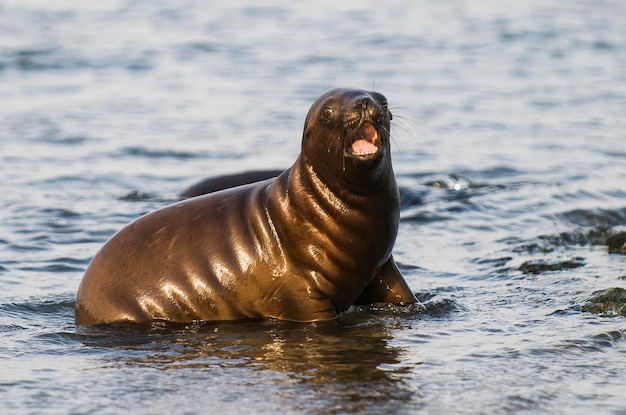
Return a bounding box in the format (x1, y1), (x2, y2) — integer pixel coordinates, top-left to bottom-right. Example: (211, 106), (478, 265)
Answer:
(79, 315), (416, 414)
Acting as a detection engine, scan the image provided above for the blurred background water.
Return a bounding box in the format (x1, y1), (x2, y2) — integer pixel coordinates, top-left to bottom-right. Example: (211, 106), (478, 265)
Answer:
(1, 0), (625, 414)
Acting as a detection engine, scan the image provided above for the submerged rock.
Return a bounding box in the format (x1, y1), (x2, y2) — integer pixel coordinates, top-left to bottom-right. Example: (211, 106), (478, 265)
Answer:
(354, 293), (465, 318)
(606, 231), (626, 254)
(422, 297), (466, 316)
(580, 288), (626, 317)
(511, 226), (613, 255)
(519, 257), (585, 274)
(556, 226), (613, 246)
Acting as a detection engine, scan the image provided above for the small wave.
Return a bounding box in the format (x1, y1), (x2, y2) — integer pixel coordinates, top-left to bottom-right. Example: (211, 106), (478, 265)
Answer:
(119, 146), (201, 159)
(0, 295), (76, 328)
(5, 244), (47, 252)
(4, 253), (90, 273)
(533, 330), (625, 356)
(471, 256), (514, 270)
(18, 263), (85, 273)
(400, 209), (453, 224)
(40, 208), (81, 218)
(413, 173), (517, 212)
(453, 166), (523, 180)
(557, 207), (626, 227)
(398, 187), (427, 209)
(8, 48), (70, 71)
(0, 295), (75, 315)
(1, 45), (159, 73)
(174, 41), (219, 61)
(118, 190), (159, 201)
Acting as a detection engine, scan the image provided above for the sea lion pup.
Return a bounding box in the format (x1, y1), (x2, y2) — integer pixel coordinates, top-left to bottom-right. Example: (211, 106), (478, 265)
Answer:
(75, 88), (419, 325)
(180, 170), (284, 199)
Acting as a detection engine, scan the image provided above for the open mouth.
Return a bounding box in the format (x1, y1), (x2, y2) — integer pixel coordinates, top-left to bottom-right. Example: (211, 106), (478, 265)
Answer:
(346, 122), (382, 159)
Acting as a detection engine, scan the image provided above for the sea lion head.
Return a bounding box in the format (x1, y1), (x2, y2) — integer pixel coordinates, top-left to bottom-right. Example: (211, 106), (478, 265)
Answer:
(301, 88), (394, 190)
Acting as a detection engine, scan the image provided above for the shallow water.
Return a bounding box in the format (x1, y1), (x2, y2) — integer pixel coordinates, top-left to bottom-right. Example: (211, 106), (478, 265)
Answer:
(1, 0), (626, 414)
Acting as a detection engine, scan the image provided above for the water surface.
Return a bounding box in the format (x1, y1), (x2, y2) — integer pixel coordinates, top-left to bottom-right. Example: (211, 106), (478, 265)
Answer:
(1, 1), (625, 414)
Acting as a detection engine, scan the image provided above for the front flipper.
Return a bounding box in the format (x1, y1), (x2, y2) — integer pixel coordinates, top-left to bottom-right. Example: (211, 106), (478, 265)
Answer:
(355, 256), (419, 305)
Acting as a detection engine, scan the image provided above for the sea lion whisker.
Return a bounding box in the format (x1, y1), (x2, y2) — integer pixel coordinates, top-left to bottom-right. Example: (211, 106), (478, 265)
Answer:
(391, 116), (420, 145)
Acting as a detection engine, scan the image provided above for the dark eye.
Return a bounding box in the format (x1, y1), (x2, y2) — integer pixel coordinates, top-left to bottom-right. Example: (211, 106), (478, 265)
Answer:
(320, 106), (333, 123)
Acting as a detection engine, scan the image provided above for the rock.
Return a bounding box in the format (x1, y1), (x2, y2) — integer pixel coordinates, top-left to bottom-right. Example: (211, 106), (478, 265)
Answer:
(606, 231), (626, 254)
(518, 257), (585, 274)
(580, 287), (626, 317)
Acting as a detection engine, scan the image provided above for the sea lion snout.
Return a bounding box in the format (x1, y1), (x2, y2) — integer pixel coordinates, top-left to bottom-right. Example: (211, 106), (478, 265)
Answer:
(341, 94), (389, 161)
(343, 93), (390, 125)
(350, 94), (390, 120)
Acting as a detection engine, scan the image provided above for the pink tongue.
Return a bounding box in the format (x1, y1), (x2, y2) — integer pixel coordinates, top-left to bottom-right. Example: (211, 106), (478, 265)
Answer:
(351, 139), (378, 154)
(351, 123), (379, 154)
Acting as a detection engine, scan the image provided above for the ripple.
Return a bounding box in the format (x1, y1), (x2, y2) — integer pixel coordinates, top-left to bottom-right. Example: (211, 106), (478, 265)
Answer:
(557, 207), (626, 227)
(40, 208), (81, 219)
(6, 244), (48, 252)
(398, 186), (426, 209)
(400, 210), (453, 224)
(0, 294), (75, 323)
(1, 43), (160, 73)
(535, 330), (626, 355)
(174, 41), (219, 60)
(10, 48), (73, 71)
(119, 190), (159, 201)
(18, 263), (85, 273)
(119, 146), (202, 159)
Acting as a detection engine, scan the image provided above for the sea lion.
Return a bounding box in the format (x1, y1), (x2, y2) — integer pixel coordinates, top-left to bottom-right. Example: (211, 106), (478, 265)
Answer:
(75, 88), (419, 325)
(180, 169), (284, 199)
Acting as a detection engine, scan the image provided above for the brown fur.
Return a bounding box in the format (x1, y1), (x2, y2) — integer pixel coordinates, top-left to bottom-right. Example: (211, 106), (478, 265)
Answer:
(75, 88), (417, 325)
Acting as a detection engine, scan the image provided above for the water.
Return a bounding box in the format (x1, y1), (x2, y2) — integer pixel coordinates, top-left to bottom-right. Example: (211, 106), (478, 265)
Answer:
(1, 0), (625, 413)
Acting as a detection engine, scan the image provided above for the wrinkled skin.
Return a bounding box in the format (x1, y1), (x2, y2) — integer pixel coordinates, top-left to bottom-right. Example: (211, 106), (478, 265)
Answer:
(75, 88), (418, 325)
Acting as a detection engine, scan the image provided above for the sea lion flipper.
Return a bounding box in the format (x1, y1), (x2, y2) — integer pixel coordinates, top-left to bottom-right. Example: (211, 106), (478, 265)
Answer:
(355, 256), (418, 305)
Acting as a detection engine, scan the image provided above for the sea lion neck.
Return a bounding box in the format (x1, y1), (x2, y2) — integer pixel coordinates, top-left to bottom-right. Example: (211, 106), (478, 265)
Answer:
(302, 150), (396, 198)
(271, 156), (398, 221)
(263, 156), (402, 314)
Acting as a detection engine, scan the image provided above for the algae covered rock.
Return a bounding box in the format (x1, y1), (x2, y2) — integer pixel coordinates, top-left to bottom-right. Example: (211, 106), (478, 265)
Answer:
(518, 257), (585, 274)
(580, 287), (626, 317)
(606, 231), (626, 254)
